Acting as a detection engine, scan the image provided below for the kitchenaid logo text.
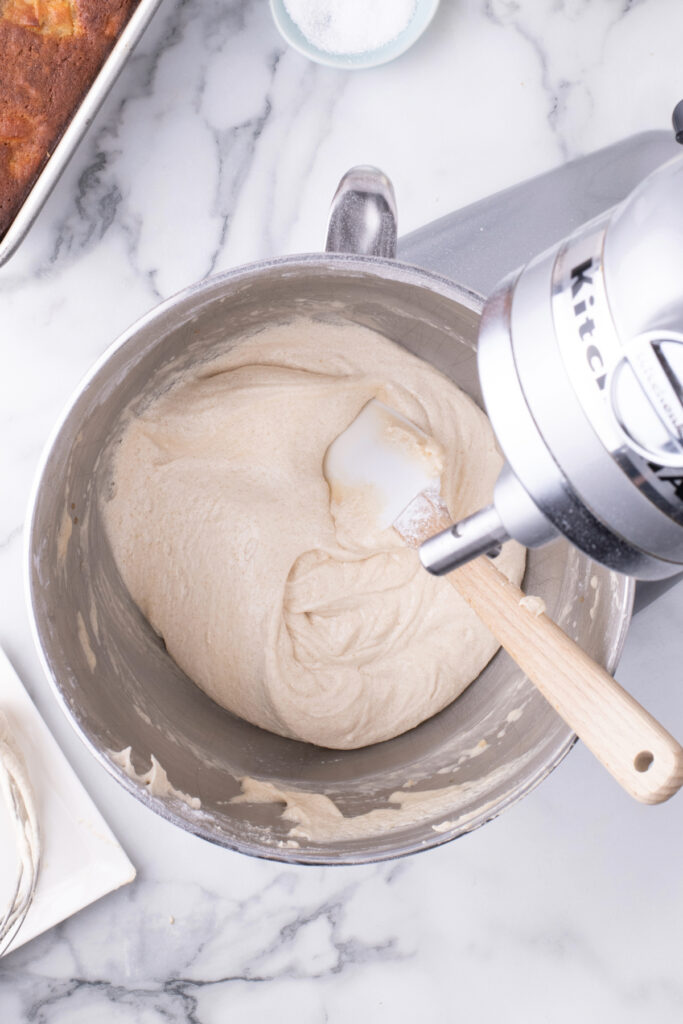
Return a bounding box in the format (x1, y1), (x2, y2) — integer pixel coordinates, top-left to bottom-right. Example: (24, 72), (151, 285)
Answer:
(570, 258), (606, 391)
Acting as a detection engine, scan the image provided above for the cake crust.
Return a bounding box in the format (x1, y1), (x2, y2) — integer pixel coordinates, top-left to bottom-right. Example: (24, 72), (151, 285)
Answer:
(0, 0), (139, 239)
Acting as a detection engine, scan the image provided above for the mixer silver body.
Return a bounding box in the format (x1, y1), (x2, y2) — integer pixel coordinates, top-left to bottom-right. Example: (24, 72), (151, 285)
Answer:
(421, 151), (683, 580)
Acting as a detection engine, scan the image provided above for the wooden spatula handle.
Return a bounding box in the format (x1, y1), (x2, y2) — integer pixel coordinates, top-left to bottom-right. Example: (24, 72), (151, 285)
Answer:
(450, 556), (683, 804)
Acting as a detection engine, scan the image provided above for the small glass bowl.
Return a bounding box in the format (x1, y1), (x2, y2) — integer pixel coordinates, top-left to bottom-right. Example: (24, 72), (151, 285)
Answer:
(269, 0), (441, 70)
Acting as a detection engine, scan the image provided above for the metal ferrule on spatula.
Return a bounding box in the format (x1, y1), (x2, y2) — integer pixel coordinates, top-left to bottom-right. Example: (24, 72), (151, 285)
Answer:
(418, 506), (508, 575)
(417, 461), (555, 575)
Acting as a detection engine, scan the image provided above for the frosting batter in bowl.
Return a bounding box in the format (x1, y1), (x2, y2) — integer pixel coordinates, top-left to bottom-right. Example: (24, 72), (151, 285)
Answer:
(103, 320), (525, 749)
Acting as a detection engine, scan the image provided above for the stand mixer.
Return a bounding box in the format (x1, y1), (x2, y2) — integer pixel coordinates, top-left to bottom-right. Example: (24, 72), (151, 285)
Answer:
(408, 112), (683, 582)
(27, 116), (683, 861)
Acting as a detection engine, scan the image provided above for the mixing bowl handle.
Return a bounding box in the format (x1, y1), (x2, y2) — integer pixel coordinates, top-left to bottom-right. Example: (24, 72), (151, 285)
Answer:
(325, 166), (397, 259)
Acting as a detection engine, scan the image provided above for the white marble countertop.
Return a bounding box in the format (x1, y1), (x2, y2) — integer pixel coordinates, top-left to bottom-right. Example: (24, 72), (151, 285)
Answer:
(1, 0), (683, 1019)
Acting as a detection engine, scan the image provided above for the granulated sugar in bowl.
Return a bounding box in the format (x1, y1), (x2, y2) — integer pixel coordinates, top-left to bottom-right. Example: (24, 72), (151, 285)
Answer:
(270, 0), (440, 69)
(284, 0), (417, 54)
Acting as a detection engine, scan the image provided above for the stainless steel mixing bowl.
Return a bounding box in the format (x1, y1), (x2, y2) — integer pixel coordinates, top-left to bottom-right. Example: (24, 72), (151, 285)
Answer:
(26, 170), (633, 863)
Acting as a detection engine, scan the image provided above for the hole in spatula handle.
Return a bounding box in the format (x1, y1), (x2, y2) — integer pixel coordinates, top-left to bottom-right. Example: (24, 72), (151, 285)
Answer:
(634, 750), (654, 773)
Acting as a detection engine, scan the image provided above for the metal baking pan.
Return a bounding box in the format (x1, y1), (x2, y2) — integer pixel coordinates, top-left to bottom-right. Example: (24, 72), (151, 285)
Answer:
(0, 0), (165, 267)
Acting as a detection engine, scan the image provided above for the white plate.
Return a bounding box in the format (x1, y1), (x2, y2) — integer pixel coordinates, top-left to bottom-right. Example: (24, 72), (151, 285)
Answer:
(0, 647), (135, 956)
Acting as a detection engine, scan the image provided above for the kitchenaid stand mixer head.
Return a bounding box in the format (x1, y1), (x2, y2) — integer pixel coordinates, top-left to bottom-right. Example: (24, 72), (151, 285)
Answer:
(421, 115), (683, 582)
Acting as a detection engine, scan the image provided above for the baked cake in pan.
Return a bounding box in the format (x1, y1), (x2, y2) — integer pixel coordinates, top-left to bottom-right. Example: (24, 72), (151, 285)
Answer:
(0, 0), (139, 239)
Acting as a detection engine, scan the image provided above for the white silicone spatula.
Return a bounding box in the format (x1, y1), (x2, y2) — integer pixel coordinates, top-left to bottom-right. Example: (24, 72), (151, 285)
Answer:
(324, 399), (683, 804)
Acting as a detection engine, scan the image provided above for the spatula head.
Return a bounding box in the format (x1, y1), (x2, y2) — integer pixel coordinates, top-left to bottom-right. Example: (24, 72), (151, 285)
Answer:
(323, 399), (444, 530)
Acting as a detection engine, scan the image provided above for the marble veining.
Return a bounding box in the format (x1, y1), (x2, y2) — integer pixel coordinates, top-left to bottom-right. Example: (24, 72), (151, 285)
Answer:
(1, 0), (683, 1019)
